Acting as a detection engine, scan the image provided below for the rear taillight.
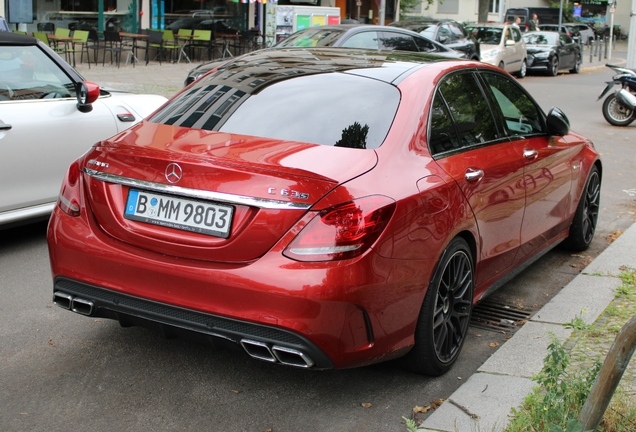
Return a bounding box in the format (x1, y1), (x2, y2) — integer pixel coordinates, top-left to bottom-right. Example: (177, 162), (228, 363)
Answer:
(57, 161), (81, 217)
(283, 196), (396, 262)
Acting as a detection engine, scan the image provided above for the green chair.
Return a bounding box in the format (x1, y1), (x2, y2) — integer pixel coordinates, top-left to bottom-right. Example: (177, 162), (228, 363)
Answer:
(189, 30), (217, 61)
(66, 30), (91, 68)
(33, 32), (50, 45)
(12, 30), (27, 35)
(161, 30), (180, 62)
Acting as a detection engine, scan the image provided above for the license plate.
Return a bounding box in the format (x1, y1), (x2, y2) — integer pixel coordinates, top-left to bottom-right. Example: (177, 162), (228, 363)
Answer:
(124, 189), (233, 238)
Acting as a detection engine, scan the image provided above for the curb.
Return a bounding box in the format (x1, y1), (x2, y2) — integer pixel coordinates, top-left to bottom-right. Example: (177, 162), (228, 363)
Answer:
(419, 222), (636, 432)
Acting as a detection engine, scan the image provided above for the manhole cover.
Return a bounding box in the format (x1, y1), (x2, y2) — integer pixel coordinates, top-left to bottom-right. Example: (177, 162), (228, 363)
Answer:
(470, 299), (534, 334)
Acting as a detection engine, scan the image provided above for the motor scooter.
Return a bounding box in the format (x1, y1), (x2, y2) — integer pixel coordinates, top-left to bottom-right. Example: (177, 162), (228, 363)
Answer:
(598, 64), (636, 126)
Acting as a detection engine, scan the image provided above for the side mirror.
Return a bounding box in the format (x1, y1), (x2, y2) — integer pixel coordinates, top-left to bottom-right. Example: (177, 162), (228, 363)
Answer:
(75, 81), (100, 113)
(546, 107), (570, 136)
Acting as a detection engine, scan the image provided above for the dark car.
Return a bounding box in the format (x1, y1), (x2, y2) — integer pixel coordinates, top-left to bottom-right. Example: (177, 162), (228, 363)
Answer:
(184, 24), (464, 86)
(49, 47), (600, 377)
(390, 19), (480, 60)
(523, 31), (582, 76)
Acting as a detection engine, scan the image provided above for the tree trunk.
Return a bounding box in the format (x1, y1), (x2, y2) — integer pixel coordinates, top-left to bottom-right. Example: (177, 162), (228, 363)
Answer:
(477, 0), (490, 23)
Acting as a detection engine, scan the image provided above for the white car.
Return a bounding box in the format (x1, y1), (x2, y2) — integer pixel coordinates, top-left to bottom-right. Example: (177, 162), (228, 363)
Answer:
(0, 32), (167, 227)
(564, 23), (596, 44)
(465, 23), (527, 78)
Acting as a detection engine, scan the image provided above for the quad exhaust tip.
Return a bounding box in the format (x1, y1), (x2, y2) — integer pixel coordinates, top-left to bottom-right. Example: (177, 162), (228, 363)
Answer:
(53, 291), (94, 316)
(241, 339), (315, 368)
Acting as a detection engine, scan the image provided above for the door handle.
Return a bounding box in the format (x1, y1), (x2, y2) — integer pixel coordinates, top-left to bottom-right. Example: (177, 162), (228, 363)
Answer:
(465, 168), (484, 182)
(0, 123), (12, 131)
(524, 149), (538, 160)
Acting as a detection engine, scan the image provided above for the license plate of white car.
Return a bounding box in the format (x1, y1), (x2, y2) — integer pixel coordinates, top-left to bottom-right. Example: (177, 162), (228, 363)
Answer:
(124, 189), (233, 238)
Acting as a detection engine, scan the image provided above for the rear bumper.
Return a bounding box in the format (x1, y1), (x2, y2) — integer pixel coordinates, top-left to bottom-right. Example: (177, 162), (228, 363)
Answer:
(47, 206), (431, 369)
(53, 277), (332, 368)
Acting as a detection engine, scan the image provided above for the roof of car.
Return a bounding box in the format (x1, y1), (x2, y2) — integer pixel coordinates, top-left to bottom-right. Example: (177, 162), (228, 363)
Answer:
(465, 23), (508, 28)
(0, 31), (38, 45)
(197, 47), (457, 89)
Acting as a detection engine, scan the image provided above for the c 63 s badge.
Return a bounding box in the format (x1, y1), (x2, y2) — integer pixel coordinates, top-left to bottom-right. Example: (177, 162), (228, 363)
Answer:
(268, 188), (309, 200)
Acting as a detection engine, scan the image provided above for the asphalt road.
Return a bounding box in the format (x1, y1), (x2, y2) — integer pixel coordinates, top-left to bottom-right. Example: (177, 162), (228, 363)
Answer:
(1, 64), (635, 432)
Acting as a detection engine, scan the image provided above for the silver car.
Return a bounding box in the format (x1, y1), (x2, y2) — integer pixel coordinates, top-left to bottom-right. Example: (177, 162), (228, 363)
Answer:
(465, 23), (527, 78)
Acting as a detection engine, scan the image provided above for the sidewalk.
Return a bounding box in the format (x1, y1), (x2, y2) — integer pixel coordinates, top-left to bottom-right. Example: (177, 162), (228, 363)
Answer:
(580, 39), (628, 71)
(419, 223), (636, 432)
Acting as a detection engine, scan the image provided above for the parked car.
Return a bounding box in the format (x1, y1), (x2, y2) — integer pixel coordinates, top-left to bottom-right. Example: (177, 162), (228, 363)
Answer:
(523, 31), (582, 75)
(465, 23), (527, 77)
(539, 24), (582, 42)
(389, 19), (480, 60)
(48, 47), (601, 376)
(0, 32), (167, 228)
(184, 24), (465, 86)
(564, 22), (595, 44)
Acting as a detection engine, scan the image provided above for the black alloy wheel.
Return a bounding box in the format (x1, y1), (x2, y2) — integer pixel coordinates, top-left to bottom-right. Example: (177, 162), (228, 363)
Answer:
(561, 166), (601, 251)
(549, 56), (559, 76)
(402, 237), (474, 376)
(570, 54), (581, 74)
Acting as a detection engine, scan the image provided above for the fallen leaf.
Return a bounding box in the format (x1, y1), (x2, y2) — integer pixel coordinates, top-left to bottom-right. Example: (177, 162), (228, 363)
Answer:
(489, 342), (500, 348)
(231, 390), (241, 394)
(605, 230), (623, 243)
(361, 403), (372, 409)
(48, 339), (54, 345)
(430, 399), (444, 409)
(263, 429), (272, 432)
(413, 405), (431, 414)
(475, 334), (482, 337)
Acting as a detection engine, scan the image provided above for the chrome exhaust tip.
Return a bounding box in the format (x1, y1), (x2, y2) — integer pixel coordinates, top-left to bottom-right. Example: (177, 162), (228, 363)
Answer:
(240, 339), (277, 363)
(53, 291), (73, 310)
(272, 346), (315, 368)
(71, 297), (94, 316)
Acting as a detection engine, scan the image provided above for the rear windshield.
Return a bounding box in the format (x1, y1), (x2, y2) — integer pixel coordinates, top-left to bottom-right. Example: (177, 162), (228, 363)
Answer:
(466, 26), (503, 44)
(148, 72), (401, 150)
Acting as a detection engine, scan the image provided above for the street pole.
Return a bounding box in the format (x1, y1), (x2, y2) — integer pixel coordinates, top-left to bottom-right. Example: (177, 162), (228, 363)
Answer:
(559, 0), (563, 28)
(628, 0), (636, 68)
(379, 0), (385, 25)
(608, 0), (615, 60)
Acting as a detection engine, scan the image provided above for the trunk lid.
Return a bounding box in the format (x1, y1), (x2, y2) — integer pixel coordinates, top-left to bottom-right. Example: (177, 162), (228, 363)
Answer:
(82, 123), (378, 262)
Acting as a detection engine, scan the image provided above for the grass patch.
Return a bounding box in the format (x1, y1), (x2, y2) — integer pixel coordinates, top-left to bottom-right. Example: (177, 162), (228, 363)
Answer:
(505, 269), (636, 432)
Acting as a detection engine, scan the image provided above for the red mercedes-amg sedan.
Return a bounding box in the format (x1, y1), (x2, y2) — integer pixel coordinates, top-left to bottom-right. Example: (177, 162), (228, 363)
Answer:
(47, 47), (601, 376)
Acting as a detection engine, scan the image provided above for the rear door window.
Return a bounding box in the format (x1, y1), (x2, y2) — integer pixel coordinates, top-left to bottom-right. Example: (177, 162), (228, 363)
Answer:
(428, 72), (500, 155)
(379, 32), (418, 51)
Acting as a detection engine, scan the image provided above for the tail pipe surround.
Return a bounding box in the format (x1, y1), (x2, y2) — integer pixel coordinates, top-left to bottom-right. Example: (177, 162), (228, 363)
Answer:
(240, 339), (315, 368)
(53, 291), (95, 316)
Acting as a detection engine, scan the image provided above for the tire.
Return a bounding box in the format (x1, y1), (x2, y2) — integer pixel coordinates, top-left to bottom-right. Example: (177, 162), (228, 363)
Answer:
(548, 56), (559, 76)
(561, 166), (601, 251)
(516, 59), (527, 78)
(402, 237), (474, 376)
(602, 93), (636, 126)
(570, 54), (581, 74)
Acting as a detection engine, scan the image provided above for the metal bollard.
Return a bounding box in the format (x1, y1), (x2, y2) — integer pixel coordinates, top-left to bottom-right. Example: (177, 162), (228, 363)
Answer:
(589, 38), (594, 63)
(604, 36), (609, 59)
(578, 316), (636, 431)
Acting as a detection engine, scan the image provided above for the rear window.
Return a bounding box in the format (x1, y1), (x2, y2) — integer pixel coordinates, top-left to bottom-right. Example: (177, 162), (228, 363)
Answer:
(149, 72), (400, 150)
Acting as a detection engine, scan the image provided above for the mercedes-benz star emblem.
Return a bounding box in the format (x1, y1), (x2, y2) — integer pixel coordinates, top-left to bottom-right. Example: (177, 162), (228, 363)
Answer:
(165, 163), (183, 184)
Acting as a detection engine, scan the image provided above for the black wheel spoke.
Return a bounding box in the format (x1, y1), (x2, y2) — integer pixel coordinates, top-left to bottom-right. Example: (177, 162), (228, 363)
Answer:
(433, 250), (473, 362)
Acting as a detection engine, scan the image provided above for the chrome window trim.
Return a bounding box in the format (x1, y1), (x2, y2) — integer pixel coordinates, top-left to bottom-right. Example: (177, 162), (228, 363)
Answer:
(83, 168), (312, 210)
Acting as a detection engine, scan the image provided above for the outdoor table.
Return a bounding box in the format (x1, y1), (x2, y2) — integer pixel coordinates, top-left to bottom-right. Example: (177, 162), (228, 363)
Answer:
(175, 34), (200, 64)
(119, 32), (149, 66)
(216, 33), (239, 59)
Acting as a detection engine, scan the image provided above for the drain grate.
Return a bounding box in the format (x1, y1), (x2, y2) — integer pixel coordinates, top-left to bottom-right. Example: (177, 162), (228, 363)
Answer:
(470, 299), (535, 334)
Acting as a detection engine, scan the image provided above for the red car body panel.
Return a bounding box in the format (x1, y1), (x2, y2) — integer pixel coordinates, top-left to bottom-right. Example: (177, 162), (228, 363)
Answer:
(47, 49), (601, 371)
